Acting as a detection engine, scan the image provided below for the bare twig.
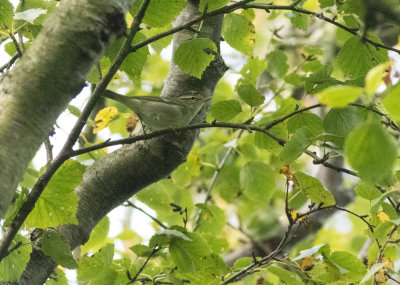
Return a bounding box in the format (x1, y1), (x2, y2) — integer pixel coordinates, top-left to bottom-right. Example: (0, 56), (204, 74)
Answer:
(124, 201), (167, 229)
(0, 54), (18, 72)
(129, 0), (255, 53)
(246, 4), (400, 55)
(128, 245), (160, 284)
(9, 33), (23, 57)
(264, 104), (322, 130)
(43, 137), (53, 165)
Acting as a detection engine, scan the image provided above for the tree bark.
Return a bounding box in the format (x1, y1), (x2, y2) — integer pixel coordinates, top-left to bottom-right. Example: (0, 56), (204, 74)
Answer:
(19, 2), (226, 284)
(0, 0), (133, 218)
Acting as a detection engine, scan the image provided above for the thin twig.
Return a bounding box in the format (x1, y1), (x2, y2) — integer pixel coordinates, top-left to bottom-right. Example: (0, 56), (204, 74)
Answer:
(246, 4), (400, 54)
(43, 137), (53, 165)
(128, 245), (160, 284)
(221, 224), (295, 284)
(70, 121), (285, 157)
(0, 54), (18, 72)
(264, 104), (322, 130)
(9, 33), (23, 57)
(129, 0), (255, 53)
(305, 150), (357, 176)
(124, 201), (167, 229)
(18, 33), (25, 53)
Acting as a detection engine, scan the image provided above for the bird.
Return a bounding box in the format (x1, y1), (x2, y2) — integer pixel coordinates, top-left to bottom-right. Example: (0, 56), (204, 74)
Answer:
(102, 90), (211, 131)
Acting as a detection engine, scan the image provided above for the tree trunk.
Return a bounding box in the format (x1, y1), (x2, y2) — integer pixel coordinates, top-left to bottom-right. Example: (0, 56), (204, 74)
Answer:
(0, 0), (132, 218)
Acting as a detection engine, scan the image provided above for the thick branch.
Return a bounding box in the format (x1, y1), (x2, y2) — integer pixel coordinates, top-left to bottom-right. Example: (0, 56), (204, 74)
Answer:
(0, 0), (133, 218)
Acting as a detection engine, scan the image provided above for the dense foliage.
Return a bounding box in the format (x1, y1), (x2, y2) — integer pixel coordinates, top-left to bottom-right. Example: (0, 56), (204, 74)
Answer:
(1, 0), (400, 284)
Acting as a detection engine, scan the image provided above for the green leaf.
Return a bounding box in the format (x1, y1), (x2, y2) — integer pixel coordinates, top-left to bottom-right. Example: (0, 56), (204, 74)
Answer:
(130, 0), (187, 27)
(284, 72), (305, 86)
(68, 105), (81, 117)
(107, 33), (149, 78)
(338, 36), (388, 79)
(122, 32), (150, 78)
(210, 100), (242, 121)
(159, 229), (191, 241)
(130, 244), (157, 257)
(240, 161), (276, 202)
(266, 50), (289, 78)
(373, 221), (393, 243)
(280, 127), (313, 163)
(370, 190), (400, 216)
(77, 244), (114, 281)
(81, 216), (110, 254)
(202, 234), (228, 254)
(137, 180), (193, 226)
(174, 38), (217, 79)
(25, 160), (85, 228)
(3, 187), (28, 227)
(319, 0), (334, 7)
(302, 60), (323, 73)
(45, 268), (68, 285)
(199, 0), (229, 11)
(365, 61), (391, 96)
(14, 8), (47, 23)
(330, 251), (367, 281)
(87, 56), (111, 84)
(169, 232), (211, 273)
(196, 204), (226, 235)
(0, 0), (14, 28)
(305, 65), (341, 94)
(149, 229), (192, 248)
(304, 46), (324, 56)
(360, 262), (387, 284)
(254, 123), (286, 150)
(323, 106), (366, 138)
(287, 112), (323, 136)
(0, 235), (32, 282)
(233, 257), (253, 269)
(222, 13), (255, 56)
(382, 82), (400, 121)
(236, 81), (264, 107)
(345, 121), (397, 183)
(354, 182), (381, 200)
(42, 231), (78, 269)
(145, 24), (173, 53)
(285, 12), (308, 31)
(240, 57), (267, 83)
(317, 85), (363, 107)
(20, 167), (39, 189)
(268, 266), (304, 284)
(295, 172), (336, 206)
(316, 134), (345, 149)
(292, 244), (326, 261)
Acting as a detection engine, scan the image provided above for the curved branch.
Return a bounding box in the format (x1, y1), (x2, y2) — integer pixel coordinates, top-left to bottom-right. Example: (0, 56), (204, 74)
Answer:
(0, 0), (150, 265)
(0, 0), (133, 218)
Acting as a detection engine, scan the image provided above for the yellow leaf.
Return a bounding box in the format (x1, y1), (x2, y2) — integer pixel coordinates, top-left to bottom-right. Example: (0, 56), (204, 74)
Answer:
(93, 106), (118, 134)
(374, 257), (394, 284)
(298, 214), (308, 222)
(365, 61), (392, 95)
(300, 256), (314, 271)
(377, 212), (390, 222)
(290, 210), (297, 221)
